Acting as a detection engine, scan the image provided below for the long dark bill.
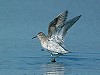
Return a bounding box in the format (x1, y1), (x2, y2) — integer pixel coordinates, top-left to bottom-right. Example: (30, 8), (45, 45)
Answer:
(32, 36), (37, 39)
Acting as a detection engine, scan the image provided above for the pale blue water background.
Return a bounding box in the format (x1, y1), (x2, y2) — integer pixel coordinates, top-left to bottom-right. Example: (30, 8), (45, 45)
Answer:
(0, 0), (100, 75)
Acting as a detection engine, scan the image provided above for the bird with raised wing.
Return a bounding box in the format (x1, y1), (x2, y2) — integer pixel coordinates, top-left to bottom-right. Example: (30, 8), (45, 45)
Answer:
(32, 10), (81, 62)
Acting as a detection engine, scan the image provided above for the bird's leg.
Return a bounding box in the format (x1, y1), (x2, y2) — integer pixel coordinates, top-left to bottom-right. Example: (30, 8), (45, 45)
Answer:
(50, 54), (56, 62)
(51, 57), (56, 62)
(52, 53), (62, 62)
(55, 53), (61, 58)
(51, 53), (62, 62)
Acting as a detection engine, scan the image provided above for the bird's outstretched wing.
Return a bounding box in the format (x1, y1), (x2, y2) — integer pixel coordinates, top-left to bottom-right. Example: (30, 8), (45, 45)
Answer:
(57, 15), (81, 40)
(48, 10), (81, 45)
(48, 10), (68, 37)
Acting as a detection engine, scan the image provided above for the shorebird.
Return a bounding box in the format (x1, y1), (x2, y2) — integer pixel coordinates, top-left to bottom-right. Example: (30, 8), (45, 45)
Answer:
(32, 10), (81, 62)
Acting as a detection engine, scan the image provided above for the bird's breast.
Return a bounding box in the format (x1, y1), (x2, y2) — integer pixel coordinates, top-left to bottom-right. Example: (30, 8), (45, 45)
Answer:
(41, 41), (48, 49)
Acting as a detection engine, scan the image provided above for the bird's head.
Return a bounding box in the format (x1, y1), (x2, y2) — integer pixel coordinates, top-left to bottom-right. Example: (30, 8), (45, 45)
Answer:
(32, 32), (46, 41)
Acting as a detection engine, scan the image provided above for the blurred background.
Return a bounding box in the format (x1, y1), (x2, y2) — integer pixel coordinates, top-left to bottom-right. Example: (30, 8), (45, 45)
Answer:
(0, 0), (100, 75)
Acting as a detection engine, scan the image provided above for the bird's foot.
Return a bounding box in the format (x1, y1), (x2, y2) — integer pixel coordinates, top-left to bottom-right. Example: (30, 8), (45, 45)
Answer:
(51, 58), (56, 62)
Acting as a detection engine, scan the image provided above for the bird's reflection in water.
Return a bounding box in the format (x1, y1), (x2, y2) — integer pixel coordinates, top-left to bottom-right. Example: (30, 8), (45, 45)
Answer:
(41, 62), (70, 75)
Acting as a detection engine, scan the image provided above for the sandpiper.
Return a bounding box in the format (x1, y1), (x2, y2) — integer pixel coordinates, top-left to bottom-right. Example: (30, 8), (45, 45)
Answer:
(32, 10), (81, 62)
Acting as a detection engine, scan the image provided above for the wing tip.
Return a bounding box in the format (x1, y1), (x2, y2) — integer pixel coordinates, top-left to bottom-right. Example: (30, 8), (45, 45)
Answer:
(74, 15), (82, 21)
(65, 10), (68, 14)
(59, 10), (68, 17)
(79, 15), (82, 18)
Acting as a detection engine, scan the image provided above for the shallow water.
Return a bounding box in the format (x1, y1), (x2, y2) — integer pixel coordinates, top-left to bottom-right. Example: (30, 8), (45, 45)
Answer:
(0, 0), (100, 75)
(0, 45), (100, 75)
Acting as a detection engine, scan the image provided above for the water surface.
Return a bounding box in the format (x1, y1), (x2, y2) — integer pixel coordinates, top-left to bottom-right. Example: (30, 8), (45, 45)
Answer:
(0, 0), (100, 75)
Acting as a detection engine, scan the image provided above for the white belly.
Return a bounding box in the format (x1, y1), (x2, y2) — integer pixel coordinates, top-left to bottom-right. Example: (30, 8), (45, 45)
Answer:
(47, 41), (68, 54)
(41, 41), (48, 49)
(41, 40), (68, 54)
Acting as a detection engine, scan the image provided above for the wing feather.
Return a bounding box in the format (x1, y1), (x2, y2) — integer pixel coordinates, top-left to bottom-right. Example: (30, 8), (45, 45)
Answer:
(60, 15), (82, 38)
(48, 10), (81, 46)
(48, 10), (68, 37)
